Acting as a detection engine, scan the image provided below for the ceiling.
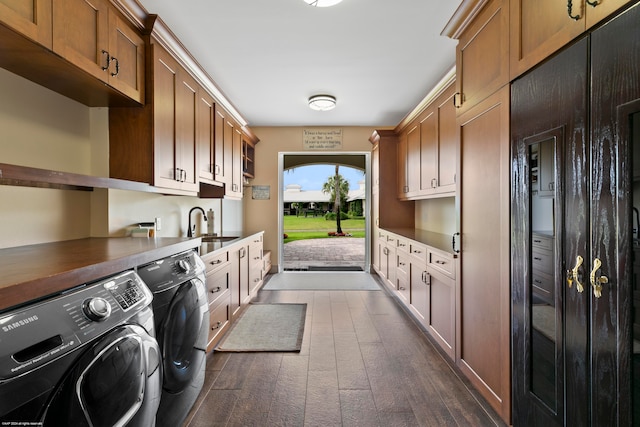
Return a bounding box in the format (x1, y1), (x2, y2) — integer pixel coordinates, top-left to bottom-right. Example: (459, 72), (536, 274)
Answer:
(136, 0), (462, 128)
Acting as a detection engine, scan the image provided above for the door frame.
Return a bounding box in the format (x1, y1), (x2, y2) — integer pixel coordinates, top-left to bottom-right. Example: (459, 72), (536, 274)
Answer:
(277, 151), (371, 273)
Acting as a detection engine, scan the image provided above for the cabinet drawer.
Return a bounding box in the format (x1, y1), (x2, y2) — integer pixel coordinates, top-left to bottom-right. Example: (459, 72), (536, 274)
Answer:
(206, 262), (230, 306)
(396, 236), (410, 253)
(396, 268), (410, 302)
(532, 273), (554, 304)
(396, 252), (409, 275)
(532, 235), (553, 251)
(428, 250), (455, 279)
(409, 242), (428, 263)
(532, 249), (553, 274)
(203, 251), (228, 273)
(207, 293), (230, 351)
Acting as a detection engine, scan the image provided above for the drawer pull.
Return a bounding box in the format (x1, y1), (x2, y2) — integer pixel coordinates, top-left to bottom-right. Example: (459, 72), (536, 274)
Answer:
(211, 321), (222, 331)
(533, 257), (543, 261)
(210, 259), (222, 265)
(254, 278), (260, 283)
(210, 286), (221, 294)
(254, 256), (261, 260)
(435, 260), (447, 265)
(399, 286), (406, 291)
(413, 250), (422, 254)
(399, 262), (406, 266)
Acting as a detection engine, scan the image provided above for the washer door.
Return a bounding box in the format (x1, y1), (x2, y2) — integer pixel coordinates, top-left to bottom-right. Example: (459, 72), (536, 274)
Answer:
(42, 325), (161, 427)
(160, 278), (208, 393)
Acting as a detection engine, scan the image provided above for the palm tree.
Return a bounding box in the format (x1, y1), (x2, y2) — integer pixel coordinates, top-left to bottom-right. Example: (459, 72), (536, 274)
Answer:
(322, 165), (350, 234)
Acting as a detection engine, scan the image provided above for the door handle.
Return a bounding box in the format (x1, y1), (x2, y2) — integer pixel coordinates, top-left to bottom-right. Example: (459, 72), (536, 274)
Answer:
(590, 258), (609, 298)
(566, 255), (584, 293)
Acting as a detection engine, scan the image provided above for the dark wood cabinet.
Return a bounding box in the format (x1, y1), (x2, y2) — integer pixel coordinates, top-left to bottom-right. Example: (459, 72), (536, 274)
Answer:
(511, 4), (640, 424)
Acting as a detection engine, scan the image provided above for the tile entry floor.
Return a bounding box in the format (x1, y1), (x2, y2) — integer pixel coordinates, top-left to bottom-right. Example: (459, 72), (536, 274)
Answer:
(183, 272), (506, 427)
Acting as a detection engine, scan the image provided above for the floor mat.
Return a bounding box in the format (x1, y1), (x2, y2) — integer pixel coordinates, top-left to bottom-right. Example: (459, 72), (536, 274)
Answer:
(262, 272), (381, 291)
(215, 303), (306, 352)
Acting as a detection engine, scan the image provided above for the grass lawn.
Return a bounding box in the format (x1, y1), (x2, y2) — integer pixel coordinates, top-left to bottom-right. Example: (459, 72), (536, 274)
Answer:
(283, 215), (365, 243)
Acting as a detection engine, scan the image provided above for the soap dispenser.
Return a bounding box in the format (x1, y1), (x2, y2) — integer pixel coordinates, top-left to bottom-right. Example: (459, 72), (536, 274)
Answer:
(207, 208), (215, 236)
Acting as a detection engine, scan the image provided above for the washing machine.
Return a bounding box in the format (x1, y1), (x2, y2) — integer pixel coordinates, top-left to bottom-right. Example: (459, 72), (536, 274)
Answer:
(137, 249), (209, 427)
(0, 270), (162, 426)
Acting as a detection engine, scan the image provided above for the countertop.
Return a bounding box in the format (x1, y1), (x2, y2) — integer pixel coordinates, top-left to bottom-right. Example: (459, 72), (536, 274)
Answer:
(197, 231), (264, 257)
(381, 228), (458, 256)
(0, 237), (201, 313)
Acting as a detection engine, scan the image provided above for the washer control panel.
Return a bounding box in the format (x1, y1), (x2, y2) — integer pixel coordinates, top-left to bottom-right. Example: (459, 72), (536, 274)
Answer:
(0, 270), (153, 381)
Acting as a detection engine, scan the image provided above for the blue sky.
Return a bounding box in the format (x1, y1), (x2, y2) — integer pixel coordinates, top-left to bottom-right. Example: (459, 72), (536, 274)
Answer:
(283, 165), (365, 191)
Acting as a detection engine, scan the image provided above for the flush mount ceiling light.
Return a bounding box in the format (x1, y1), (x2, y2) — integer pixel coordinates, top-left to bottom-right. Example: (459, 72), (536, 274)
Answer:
(303, 0), (344, 7)
(308, 95), (337, 111)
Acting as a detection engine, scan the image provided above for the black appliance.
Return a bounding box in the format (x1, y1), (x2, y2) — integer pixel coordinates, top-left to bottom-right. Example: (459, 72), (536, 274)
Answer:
(0, 270), (161, 427)
(137, 249), (209, 427)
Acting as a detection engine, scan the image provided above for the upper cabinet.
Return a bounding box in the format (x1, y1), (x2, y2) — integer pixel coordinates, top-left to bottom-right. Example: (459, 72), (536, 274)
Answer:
(442, 0), (509, 116)
(397, 80), (458, 200)
(52, 0), (144, 103)
(0, 0), (145, 106)
(110, 41), (199, 195)
(509, 0), (631, 79)
(0, 0), (52, 48)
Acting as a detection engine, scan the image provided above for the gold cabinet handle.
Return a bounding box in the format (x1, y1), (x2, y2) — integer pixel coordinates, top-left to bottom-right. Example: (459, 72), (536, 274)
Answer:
(590, 257), (609, 298)
(567, 255), (584, 293)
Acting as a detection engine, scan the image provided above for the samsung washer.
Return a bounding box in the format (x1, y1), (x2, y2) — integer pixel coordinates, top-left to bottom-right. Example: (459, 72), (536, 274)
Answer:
(137, 249), (209, 427)
(0, 270), (162, 427)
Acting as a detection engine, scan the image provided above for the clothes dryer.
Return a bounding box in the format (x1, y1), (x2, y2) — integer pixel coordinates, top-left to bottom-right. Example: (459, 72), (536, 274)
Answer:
(137, 249), (209, 427)
(0, 270), (162, 427)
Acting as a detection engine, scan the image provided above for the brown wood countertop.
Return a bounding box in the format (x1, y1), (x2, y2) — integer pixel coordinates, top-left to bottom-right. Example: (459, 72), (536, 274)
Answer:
(0, 237), (201, 313)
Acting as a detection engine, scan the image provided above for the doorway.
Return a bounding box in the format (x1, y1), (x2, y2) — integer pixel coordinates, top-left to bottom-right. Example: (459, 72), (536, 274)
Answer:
(278, 152), (371, 273)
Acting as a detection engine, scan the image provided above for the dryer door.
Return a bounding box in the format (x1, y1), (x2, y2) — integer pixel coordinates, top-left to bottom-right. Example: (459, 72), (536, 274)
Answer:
(160, 278), (208, 393)
(42, 324), (161, 427)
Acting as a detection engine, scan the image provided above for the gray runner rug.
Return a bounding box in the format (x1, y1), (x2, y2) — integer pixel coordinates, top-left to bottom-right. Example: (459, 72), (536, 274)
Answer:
(262, 272), (381, 291)
(215, 303), (306, 352)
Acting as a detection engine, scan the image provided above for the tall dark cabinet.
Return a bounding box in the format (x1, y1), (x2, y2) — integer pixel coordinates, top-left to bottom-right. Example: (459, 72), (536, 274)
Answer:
(511, 3), (640, 426)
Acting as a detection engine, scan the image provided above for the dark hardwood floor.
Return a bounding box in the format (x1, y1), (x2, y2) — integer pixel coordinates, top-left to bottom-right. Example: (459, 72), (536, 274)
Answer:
(184, 273), (506, 426)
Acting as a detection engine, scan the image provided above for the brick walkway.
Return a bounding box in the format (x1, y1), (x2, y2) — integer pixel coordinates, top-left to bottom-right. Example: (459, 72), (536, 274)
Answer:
(282, 237), (366, 270)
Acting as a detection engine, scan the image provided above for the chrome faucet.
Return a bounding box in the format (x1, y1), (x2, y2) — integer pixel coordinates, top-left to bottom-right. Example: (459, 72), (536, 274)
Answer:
(187, 207), (208, 238)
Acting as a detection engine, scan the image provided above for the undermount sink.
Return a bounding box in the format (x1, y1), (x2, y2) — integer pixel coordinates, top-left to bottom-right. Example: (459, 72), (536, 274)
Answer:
(200, 235), (238, 243)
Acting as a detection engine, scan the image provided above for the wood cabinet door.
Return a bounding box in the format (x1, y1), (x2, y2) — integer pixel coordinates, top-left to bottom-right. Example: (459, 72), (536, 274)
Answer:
(197, 90), (216, 182)
(585, 0), (631, 29)
(153, 47), (179, 190)
(214, 106), (229, 185)
(455, 0), (509, 115)
(0, 0), (52, 48)
(397, 130), (409, 198)
(589, 4), (639, 424)
(419, 111), (437, 195)
(509, 0), (584, 79)
(175, 71), (198, 192)
(427, 268), (455, 359)
(406, 124), (421, 197)
(458, 85), (511, 422)
(436, 87), (457, 193)
(53, 0), (109, 82)
(230, 127), (243, 198)
(409, 261), (428, 324)
(107, 9), (144, 103)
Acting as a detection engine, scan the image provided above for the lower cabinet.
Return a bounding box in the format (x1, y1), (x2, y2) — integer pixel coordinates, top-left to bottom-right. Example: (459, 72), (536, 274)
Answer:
(201, 250), (231, 352)
(200, 231), (264, 351)
(374, 230), (457, 360)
